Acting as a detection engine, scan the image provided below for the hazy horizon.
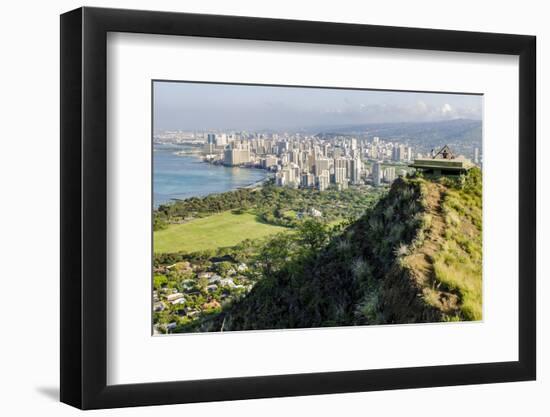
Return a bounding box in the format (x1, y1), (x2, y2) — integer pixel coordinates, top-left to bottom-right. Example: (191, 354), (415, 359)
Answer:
(153, 81), (482, 132)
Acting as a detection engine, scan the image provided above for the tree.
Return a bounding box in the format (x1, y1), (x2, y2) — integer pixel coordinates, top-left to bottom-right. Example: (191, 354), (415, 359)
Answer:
(153, 275), (168, 290)
(215, 261), (233, 276)
(153, 215), (168, 231)
(197, 276), (209, 291)
(297, 219), (330, 252)
(257, 233), (296, 275)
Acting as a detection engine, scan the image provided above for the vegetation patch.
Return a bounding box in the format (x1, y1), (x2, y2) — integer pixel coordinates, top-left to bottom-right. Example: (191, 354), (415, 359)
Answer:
(154, 183), (385, 230)
(154, 210), (289, 253)
(432, 168), (482, 320)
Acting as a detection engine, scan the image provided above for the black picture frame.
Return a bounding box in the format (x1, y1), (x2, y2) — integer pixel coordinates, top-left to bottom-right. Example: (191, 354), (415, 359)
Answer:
(60, 6), (536, 410)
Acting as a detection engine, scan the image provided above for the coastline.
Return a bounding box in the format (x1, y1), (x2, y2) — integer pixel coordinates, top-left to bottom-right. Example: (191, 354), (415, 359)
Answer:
(239, 175), (274, 190)
(154, 148), (270, 207)
(166, 175), (273, 204)
(172, 147), (275, 189)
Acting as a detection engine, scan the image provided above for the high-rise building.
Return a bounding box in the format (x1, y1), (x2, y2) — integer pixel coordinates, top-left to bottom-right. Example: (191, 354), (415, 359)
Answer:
(224, 146), (250, 166)
(215, 133), (228, 146)
(277, 141), (289, 155)
(291, 163), (301, 182)
(275, 172), (286, 187)
(280, 153), (289, 165)
(287, 167), (295, 184)
(301, 172), (315, 188)
(314, 157), (331, 176)
(261, 155), (278, 169)
(317, 170), (330, 191)
(332, 147), (343, 158)
(407, 147), (413, 162)
(334, 157), (347, 171)
(370, 147), (378, 160)
(384, 167), (396, 183)
(391, 146), (397, 161)
(306, 154), (316, 171)
(350, 158), (362, 184)
(372, 162), (382, 186)
(334, 167), (347, 185)
(392, 144), (406, 162)
(276, 167), (297, 187)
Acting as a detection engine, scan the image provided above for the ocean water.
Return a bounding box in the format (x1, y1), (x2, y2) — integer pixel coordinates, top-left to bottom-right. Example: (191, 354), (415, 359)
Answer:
(153, 146), (269, 207)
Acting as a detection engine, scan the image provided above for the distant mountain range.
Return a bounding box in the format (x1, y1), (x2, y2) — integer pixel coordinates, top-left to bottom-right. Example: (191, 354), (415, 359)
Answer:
(315, 119), (482, 156)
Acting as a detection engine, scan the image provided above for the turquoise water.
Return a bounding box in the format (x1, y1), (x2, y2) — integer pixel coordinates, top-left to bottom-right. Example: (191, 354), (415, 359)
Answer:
(153, 145), (269, 207)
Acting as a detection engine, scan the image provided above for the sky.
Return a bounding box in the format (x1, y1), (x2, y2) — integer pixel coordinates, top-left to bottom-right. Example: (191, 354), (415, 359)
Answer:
(153, 81), (482, 132)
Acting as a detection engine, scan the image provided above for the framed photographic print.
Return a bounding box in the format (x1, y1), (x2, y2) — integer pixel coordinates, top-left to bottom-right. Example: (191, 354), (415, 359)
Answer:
(60, 6), (536, 409)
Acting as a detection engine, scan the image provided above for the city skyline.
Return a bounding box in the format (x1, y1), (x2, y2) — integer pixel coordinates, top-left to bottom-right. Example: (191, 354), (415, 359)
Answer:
(153, 81), (483, 132)
(156, 126), (480, 195)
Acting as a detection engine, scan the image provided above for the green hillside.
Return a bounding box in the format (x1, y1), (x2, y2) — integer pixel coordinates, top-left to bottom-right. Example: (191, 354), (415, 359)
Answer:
(196, 168), (483, 331)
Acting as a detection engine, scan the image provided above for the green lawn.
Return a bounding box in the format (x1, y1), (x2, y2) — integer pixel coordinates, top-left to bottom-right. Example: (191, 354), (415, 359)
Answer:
(154, 211), (289, 253)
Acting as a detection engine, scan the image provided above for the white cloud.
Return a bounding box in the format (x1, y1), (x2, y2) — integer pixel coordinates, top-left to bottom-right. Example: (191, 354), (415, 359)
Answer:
(441, 103), (453, 115)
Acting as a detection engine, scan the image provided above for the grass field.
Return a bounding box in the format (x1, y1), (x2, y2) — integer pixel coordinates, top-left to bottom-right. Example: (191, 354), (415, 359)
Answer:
(154, 211), (289, 253)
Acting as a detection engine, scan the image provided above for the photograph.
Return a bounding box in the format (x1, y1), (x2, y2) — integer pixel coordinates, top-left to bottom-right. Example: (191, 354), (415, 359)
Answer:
(152, 81), (483, 334)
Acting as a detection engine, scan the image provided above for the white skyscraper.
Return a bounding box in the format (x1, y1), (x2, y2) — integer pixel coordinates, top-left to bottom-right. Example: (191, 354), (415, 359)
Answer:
(215, 133), (228, 146)
(350, 158), (362, 184)
(334, 167), (347, 185)
(384, 167), (396, 183)
(317, 170), (330, 191)
(407, 147), (413, 162)
(314, 157), (331, 176)
(224, 146), (250, 166)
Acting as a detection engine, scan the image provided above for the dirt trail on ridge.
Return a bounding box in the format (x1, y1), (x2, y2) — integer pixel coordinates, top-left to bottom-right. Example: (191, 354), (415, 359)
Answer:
(404, 182), (460, 315)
